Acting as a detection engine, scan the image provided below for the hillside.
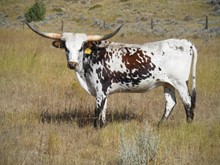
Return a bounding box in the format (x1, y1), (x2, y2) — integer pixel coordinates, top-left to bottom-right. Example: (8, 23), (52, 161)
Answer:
(0, 0), (220, 39)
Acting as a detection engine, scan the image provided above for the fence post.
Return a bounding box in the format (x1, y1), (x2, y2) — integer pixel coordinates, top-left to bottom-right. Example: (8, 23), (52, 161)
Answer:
(205, 15), (208, 29)
(102, 21), (105, 29)
(151, 17), (154, 30)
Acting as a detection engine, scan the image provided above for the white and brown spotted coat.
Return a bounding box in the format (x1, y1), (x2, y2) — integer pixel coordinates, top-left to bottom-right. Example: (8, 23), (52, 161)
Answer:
(58, 36), (198, 127)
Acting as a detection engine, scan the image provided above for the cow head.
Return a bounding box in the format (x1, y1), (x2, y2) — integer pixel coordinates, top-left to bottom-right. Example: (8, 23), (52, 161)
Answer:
(24, 21), (122, 70)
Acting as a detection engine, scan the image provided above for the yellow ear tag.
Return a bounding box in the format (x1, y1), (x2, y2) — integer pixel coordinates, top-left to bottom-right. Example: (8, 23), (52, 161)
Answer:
(84, 48), (92, 55)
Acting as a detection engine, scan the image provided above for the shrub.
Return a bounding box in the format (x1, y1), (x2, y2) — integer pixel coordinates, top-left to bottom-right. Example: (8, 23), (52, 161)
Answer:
(24, 0), (46, 23)
(119, 123), (160, 165)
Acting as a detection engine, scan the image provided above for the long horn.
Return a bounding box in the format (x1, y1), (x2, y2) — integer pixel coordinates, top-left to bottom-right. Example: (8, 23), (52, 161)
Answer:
(87, 24), (123, 41)
(23, 20), (62, 40)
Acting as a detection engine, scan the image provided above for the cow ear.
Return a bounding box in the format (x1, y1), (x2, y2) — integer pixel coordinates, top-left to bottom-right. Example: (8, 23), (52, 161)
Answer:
(52, 40), (65, 49)
(83, 41), (94, 49)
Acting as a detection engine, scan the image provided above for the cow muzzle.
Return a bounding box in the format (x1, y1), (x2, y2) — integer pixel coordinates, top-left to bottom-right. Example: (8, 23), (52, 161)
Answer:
(67, 62), (78, 70)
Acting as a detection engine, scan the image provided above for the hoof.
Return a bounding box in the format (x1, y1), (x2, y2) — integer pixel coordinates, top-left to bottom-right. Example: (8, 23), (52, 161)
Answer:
(157, 118), (166, 128)
(186, 118), (193, 123)
(94, 119), (105, 129)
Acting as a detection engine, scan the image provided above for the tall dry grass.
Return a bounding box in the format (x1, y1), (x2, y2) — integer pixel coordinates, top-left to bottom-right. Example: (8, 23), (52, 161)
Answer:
(0, 27), (220, 165)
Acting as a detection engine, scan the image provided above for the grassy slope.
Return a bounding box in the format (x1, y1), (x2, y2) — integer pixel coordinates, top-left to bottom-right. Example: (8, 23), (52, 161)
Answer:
(0, 0), (220, 164)
(0, 0), (216, 35)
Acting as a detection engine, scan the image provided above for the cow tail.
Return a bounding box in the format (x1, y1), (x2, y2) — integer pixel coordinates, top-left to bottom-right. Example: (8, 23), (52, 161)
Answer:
(191, 45), (197, 109)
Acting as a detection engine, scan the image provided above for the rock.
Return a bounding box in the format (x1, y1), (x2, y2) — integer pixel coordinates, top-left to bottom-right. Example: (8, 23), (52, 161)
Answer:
(165, 19), (177, 25)
(213, 4), (220, 11)
(80, 0), (90, 4)
(211, 4), (220, 15)
(140, 16), (149, 21)
(152, 26), (167, 36)
(92, 18), (103, 27)
(116, 18), (124, 24)
(0, 19), (10, 28)
(208, 26), (220, 36)
(103, 22), (115, 29)
(0, 12), (10, 28)
(193, 27), (220, 38)
(209, 0), (220, 5)
(212, 8), (220, 15)
(183, 15), (193, 21)
(46, 14), (57, 21)
(215, 9), (220, 15)
(16, 15), (25, 21)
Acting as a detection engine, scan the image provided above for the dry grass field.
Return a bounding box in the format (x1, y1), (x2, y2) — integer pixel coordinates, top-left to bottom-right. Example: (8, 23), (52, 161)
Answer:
(1, 28), (220, 165)
(0, 0), (220, 165)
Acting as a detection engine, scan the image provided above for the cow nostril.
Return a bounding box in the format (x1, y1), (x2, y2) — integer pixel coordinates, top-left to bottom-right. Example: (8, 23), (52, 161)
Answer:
(68, 62), (78, 69)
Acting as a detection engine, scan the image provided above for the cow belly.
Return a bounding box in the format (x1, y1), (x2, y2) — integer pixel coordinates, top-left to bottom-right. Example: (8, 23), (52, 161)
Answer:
(108, 80), (164, 94)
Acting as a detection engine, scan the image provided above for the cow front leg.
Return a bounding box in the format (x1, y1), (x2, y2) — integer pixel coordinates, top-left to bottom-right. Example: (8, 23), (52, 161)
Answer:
(101, 98), (108, 124)
(94, 96), (107, 128)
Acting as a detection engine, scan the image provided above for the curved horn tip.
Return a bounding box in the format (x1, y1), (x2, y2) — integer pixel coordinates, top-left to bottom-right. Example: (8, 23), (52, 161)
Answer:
(86, 24), (124, 41)
(118, 24), (124, 30)
(99, 24), (124, 41)
(23, 20), (62, 40)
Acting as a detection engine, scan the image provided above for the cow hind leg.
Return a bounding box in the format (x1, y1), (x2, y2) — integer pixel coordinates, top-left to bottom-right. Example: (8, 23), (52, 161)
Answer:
(159, 84), (176, 124)
(175, 82), (194, 122)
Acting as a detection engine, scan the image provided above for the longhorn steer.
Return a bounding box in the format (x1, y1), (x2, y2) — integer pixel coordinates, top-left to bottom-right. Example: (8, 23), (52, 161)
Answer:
(24, 21), (197, 128)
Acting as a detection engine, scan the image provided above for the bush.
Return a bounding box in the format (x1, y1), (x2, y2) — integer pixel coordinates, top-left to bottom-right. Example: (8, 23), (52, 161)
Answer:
(119, 123), (160, 165)
(24, 0), (46, 23)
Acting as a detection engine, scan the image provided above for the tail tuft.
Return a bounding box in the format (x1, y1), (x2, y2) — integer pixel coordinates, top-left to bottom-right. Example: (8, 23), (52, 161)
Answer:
(191, 88), (196, 109)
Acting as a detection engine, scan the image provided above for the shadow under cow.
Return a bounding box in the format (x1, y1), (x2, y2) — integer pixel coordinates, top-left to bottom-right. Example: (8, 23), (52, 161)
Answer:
(40, 108), (143, 128)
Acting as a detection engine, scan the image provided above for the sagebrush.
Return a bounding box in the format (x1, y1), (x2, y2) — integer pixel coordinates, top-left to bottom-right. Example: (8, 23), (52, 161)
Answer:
(24, 0), (46, 23)
(119, 123), (160, 165)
